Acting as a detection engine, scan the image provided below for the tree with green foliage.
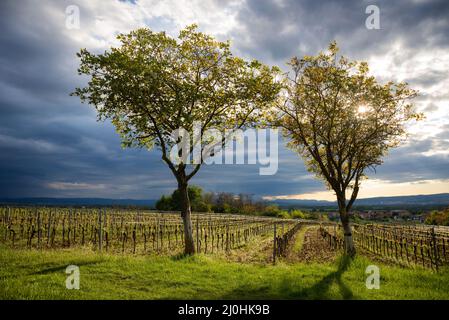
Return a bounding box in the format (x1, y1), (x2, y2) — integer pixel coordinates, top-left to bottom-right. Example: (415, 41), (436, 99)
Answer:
(73, 25), (281, 254)
(156, 185), (211, 212)
(290, 209), (307, 219)
(425, 209), (449, 226)
(155, 195), (173, 211)
(171, 185), (203, 211)
(276, 42), (420, 256)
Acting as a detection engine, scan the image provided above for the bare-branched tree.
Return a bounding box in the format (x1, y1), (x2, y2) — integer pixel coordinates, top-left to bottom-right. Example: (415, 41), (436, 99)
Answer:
(276, 42), (420, 256)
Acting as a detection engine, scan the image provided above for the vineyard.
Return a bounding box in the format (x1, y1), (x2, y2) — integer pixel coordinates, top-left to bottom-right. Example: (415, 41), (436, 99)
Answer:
(2, 206), (449, 300)
(320, 223), (449, 269)
(0, 206), (301, 259)
(2, 206), (449, 270)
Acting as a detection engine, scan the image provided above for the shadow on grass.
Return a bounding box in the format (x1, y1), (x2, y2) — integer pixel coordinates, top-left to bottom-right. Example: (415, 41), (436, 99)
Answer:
(31, 260), (102, 275)
(294, 255), (354, 299)
(219, 255), (354, 300)
(170, 253), (195, 261)
(0, 261), (102, 280)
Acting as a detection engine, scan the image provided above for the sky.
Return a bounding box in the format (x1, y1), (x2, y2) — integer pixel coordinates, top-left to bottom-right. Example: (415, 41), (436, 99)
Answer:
(0, 0), (448, 201)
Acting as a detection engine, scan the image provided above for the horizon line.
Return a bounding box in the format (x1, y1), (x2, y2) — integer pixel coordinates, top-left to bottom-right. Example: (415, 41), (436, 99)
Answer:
(1, 192), (449, 202)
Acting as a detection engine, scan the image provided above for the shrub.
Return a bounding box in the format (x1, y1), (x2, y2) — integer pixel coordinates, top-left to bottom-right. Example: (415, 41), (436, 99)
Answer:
(425, 209), (449, 226)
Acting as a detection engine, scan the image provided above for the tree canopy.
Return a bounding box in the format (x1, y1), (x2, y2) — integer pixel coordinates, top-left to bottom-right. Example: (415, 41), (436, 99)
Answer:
(276, 41), (420, 254)
(155, 185), (210, 212)
(73, 24), (281, 184)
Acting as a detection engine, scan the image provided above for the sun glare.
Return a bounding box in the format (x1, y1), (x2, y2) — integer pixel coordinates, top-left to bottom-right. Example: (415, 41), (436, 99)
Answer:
(358, 105), (368, 114)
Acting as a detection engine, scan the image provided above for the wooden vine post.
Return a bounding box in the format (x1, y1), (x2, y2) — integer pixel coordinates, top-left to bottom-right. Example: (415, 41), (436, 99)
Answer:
(37, 209), (41, 249)
(431, 227), (438, 271)
(273, 222), (277, 265)
(47, 209), (52, 245)
(196, 215), (199, 253)
(98, 209), (103, 251)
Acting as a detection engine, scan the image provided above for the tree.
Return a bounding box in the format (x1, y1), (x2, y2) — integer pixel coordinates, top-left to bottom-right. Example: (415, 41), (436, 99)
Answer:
(290, 209), (307, 219)
(156, 185), (211, 212)
(155, 195), (172, 211)
(276, 42), (420, 256)
(425, 209), (449, 226)
(72, 25), (281, 254)
(171, 185), (203, 211)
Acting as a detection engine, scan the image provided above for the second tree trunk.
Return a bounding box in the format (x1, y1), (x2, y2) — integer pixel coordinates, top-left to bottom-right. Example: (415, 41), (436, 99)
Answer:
(339, 206), (356, 257)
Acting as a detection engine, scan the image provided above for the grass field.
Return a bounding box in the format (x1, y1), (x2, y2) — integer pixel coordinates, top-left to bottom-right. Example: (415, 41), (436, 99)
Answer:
(1, 244), (448, 300)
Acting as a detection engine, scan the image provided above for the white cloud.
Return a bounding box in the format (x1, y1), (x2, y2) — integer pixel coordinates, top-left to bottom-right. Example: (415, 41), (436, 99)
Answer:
(47, 181), (106, 190)
(60, 0), (243, 50)
(266, 179), (449, 201)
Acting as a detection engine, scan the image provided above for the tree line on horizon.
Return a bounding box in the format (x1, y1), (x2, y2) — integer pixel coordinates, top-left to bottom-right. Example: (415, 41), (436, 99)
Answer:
(155, 185), (319, 220)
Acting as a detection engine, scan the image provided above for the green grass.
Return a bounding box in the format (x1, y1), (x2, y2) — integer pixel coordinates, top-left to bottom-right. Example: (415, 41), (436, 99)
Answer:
(291, 225), (311, 254)
(1, 245), (448, 300)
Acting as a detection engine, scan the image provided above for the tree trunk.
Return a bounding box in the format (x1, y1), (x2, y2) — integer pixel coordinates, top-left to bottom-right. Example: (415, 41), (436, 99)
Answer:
(338, 201), (356, 257)
(179, 182), (195, 255)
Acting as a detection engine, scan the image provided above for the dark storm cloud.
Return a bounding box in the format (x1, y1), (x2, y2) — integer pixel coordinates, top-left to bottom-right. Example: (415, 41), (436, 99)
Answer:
(371, 144), (449, 183)
(192, 146), (325, 197)
(230, 0), (449, 64)
(0, 0), (448, 199)
(0, 0), (174, 198)
(0, 1), (81, 101)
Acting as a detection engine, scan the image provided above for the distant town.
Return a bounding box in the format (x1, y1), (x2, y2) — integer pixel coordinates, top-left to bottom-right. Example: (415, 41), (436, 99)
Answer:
(327, 209), (424, 223)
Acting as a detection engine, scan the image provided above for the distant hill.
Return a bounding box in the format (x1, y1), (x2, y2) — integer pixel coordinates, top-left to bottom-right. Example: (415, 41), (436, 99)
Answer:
(270, 193), (449, 209)
(0, 197), (156, 208)
(1, 193), (449, 210)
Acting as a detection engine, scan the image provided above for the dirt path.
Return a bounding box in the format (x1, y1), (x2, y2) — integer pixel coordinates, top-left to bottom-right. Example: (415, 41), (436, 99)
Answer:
(286, 225), (337, 263)
(212, 224), (338, 265)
